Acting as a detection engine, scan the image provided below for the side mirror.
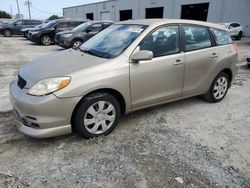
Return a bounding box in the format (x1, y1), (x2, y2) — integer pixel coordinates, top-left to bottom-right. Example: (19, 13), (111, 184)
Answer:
(131, 50), (153, 62)
(86, 29), (91, 33)
(229, 26), (233, 29)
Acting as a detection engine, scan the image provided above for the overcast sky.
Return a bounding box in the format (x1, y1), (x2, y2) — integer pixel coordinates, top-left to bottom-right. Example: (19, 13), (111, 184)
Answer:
(0, 0), (104, 20)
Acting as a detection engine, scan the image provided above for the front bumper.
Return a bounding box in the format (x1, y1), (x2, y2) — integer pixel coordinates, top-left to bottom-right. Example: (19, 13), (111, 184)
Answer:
(55, 37), (71, 49)
(9, 80), (81, 138)
(15, 120), (71, 138)
(28, 33), (40, 43)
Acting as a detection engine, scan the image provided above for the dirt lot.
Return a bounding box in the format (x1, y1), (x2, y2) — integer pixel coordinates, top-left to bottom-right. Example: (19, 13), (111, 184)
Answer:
(0, 37), (250, 187)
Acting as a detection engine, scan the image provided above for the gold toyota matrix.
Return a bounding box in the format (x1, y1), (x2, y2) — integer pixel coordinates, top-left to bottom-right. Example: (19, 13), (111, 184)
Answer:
(9, 19), (238, 139)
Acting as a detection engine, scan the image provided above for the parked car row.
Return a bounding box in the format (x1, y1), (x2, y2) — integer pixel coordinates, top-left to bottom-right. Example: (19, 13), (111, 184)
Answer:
(55, 21), (113, 48)
(0, 19), (43, 37)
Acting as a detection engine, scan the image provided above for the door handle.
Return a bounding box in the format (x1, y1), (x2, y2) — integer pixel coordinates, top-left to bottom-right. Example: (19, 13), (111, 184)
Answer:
(174, 59), (184, 66)
(211, 53), (218, 58)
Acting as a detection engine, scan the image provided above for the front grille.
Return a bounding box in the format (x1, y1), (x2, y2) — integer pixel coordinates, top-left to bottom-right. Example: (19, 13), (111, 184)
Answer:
(17, 75), (26, 89)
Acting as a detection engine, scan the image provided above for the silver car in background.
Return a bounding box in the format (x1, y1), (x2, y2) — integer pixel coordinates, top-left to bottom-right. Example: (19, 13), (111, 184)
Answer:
(9, 19), (238, 139)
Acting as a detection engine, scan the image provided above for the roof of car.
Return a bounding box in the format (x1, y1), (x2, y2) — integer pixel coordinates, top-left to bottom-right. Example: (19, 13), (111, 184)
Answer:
(118, 19), (226, 30)
(89, 20), (114, 24)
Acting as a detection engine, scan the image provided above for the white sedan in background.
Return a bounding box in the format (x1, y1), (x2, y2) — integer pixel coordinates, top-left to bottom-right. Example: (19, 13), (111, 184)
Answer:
(221, 22), (243, 40)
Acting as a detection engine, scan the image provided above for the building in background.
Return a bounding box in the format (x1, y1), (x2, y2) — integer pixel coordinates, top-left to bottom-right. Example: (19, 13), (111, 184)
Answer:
(63, 0), (250, 36)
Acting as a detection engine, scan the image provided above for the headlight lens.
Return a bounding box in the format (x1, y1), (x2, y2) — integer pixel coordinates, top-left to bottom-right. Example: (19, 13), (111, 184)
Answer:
(28, 77), (71, 96)
(63, 33), (72, 38)
(30, 31), (39, 35)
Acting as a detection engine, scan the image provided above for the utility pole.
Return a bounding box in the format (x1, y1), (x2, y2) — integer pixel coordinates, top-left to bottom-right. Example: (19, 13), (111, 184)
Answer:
(10, 4), (13, 17)
(25, 0), (32, 19)
(16, 0), (20, 15)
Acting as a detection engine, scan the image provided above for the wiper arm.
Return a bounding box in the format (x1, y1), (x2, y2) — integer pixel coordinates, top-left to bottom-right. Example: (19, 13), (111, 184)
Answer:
(79, 48), (94, 55)
(79, 48), (104, 58)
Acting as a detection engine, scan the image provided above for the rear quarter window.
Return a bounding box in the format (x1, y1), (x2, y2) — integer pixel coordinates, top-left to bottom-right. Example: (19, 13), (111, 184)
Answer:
(210, 28), (232, 45)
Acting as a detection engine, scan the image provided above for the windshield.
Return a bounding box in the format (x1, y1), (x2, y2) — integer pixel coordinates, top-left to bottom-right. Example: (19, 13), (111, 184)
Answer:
(73, 22), (91, 32)
(79, 24), (147, 59)
(41, 20), (57, 28)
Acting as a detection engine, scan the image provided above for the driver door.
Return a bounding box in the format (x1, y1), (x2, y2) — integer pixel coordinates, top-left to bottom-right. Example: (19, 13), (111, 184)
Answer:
(13, 20), (24, 35)
(130, 25), (185, 109)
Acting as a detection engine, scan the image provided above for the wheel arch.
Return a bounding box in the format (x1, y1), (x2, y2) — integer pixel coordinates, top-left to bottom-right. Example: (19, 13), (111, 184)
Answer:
(70, 88), (126, 127)
(221, 68), (233, 83)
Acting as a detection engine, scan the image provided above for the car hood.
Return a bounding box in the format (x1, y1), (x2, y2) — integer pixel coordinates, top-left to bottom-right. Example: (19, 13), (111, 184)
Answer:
(19, 49), (108, 87)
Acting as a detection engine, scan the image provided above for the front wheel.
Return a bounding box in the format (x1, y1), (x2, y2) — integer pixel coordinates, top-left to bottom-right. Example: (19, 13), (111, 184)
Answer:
(203, 72), (230, 103)
(3, 29), (12, 37)
(71, 40), (83, 49)
(72, 93), (121, 139)
(41, 35), (52, 46)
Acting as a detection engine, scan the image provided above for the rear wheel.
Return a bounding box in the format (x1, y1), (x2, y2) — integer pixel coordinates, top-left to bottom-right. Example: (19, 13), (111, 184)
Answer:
(236, 31), (243, 40)
(3, 29), (12, 37)
(41, 35), (52, 46)
(72, 92), (121, 139)
(203, 72), (230, 103)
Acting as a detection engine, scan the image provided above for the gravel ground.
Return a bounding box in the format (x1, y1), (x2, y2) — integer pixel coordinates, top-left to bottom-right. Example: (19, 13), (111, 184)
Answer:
(0, 36), (250, 187)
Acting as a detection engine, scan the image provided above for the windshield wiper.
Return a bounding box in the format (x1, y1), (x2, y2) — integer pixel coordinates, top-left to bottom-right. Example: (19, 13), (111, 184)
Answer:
(79, 48), (94, 55)
(79, 48), (104, 58)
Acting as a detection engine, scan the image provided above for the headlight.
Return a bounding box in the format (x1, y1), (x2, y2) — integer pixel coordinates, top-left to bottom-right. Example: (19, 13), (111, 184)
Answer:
(63, 33), (72, 38)
(30, 31), (39, 35)
(28, 77), (71, 96)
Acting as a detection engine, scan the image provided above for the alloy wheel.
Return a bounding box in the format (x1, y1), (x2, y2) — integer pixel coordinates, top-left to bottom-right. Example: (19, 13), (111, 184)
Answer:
(42, 36), (51, 45)
(213, 76), (228, 100)
(73, 41), (82, 49)
(4, 30), (12, 37)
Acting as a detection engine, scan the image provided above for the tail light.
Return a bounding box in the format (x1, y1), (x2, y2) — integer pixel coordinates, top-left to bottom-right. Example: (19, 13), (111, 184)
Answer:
(232, 43), (240, 55)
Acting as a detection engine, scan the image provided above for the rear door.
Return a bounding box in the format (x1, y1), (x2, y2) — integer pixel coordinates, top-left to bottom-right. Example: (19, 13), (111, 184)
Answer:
(24, 20), (34, 28)
(182, 25), (221, 96)
(228, 23), (239, 36)
(130, 25), (185, 108)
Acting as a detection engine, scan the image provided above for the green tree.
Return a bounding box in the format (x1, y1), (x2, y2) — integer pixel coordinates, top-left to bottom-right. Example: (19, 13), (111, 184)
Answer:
(0, 10), (12, 19)
(48, 15), (60, 20)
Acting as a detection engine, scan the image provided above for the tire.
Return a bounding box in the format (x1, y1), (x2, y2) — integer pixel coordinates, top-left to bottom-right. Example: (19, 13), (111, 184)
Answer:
(203, 72), (230, 103)
(236, 31), (243, 40)
(3, 29), (12, 37)
(72, 92), (121, 139)
(71, 39), (83, 49)
(247, 64), (250, 68)
(41, 35), (52, 46)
